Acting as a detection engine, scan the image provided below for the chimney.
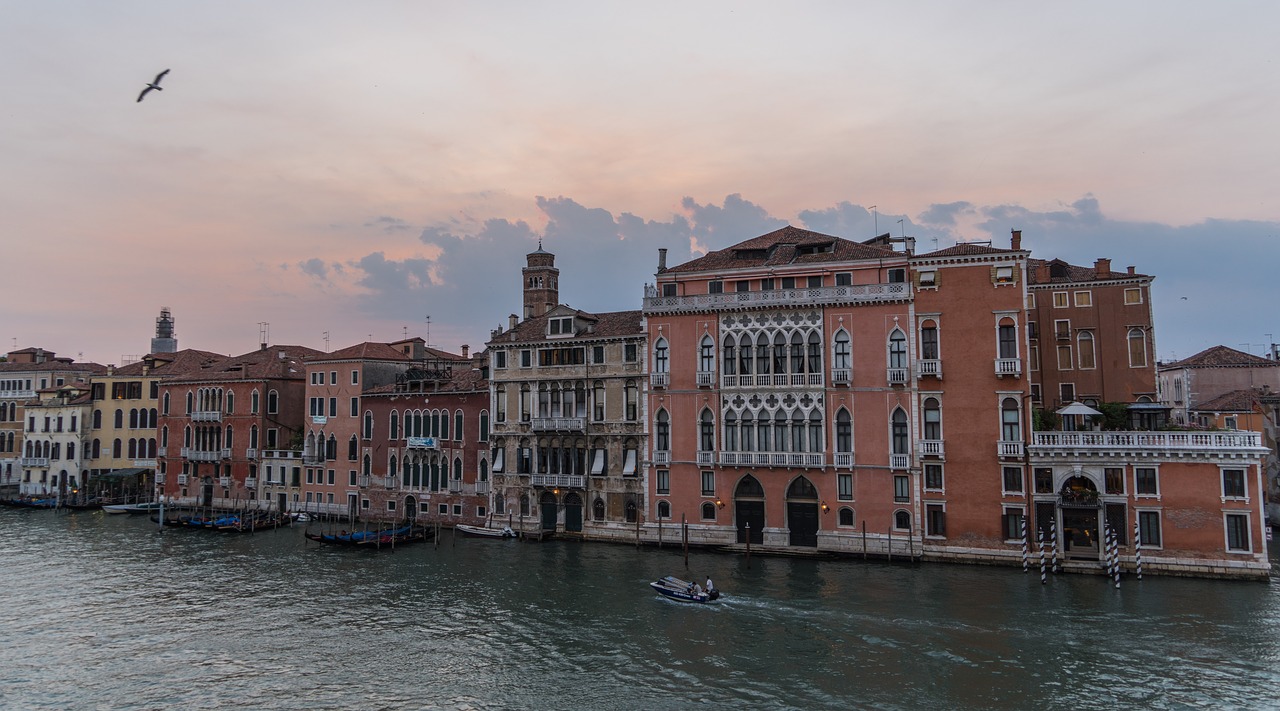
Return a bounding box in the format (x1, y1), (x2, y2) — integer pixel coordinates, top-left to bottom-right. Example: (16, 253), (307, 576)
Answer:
(658, 248), (668, 271)
(1010, 229), (1022, 251)
(461, 344), (470, 358)
(1037, 264), (1050, 283)
(1127, 266), (1135, 275)
(509, 314), (518, 330)
(1094, 258), (1111, 274)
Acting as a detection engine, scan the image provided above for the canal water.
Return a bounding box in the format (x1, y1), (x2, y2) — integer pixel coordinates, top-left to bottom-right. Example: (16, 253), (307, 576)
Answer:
(0, 511), (1277, 710)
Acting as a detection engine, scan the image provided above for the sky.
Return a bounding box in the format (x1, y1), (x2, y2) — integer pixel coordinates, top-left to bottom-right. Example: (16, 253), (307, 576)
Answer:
(3, 2), (1278, 366)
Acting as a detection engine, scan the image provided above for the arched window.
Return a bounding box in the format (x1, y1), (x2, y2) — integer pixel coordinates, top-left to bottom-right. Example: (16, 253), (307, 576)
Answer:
(162, 392), (170, 416)
(479, 410), (489, 441)
(791, 410), (804, 452)
(702, 502), (717, 521)
(250, 389), (260, 414)
(888, 329), (908, 369)
(923, 398), (941, 440)
(757, 410), (771, 451)
(454, 410), (463, 441)
(920, 322), (939, 360)
(1001, 398), (1021, 443)
(755, 333), (771, 375)
(363, 411), (373, 440)
(1078, 331), (1096, 369)
(224, 425), (233, 449)
(722, 335), (736, 375)
(128, 439), (137, 458)
(225, 392), (234, 414)
(738, 334), (753, 375)
(773, 332), (787, 374)
(249, 425), (258, 449)
(441, 409), (450, 440)
(657, 500), (671, 519)
(894, 510), (911, 530)
(836, 409), (852, 453)
(326, 435), (337, 461)
(740, 411), (754, 452)
(699, 409), (715, 452)
(91, 439), (100, 459)
(453, 457), (462, 483)
(699, 335), (715, 373)
(362, 454), (371, 477)
(790, 332), (805, 373)
(390, 410), (400, 440)
(653, 337), (669, 374)
(807, 332), (821, 373)
(655, 409), (670, 451)
(998, 321), (1018, 359)
(724, 411), (738, 451)
(773, 410), (787, 452)
(808, 410), (823, 451)
(112, 439), (122, 458)
(891, 408), (909, 455)
(114, 409), (123, 429)
(183, 426), (191, 447)
(129, 409), (138, 429)
(92, 410), (102, 429)
(267, 390), (279, 414)
(479, 458), (488, 481)
(1128, 328), (1147, 367)
(348, 435), (358, 461)
(838, 507), (855, 527)
(624, 381), (637, 421)
(185, 391), (193, 414)
(593, 498), (605, 521)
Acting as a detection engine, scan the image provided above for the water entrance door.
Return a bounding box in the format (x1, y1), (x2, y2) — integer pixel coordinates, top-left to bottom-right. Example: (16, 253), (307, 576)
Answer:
(736, 501), (765, 544)
(540, 492), (558, 531)
(201, 482), (213, 509)
(787, 502), (819, 547)
(563, 493), (583, 532)
(1061, 507), (1100, 560)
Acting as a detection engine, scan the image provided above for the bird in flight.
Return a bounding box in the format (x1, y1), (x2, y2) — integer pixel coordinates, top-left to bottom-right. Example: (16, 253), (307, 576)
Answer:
(137, 69), (170, 103)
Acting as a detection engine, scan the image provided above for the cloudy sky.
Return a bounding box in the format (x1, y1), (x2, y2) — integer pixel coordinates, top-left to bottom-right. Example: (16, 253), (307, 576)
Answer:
(4, 2), (1278, 365)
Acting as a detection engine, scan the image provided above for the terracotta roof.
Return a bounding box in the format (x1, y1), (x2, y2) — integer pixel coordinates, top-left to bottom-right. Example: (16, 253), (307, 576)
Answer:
(309, 342), (415, 362)
(1027, 258), (1149, 285)
(917, 243), (1018, 258)
(165, 345), (326, 383)
(661, 225), (899, 274)
(1163, 345), (1279, 369)
(112, 349), (227, 377)
(0, 360), (105, 375)
(1192, 389), (1262, 413)
(489, 308), (644, 346)
(364, 366), (488, 396)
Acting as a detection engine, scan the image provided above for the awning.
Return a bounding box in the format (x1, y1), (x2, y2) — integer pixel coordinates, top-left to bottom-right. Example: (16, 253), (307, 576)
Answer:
(491, 448), (504, 473)
(95, 467), (150, 479)
(591, 448), (605, 476)
(622, 449), (636, 476)
(1056, 401), (1102, 417)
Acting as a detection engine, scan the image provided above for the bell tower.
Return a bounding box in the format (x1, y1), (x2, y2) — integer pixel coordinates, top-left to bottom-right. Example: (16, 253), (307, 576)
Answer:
(522, 242), (559, 319)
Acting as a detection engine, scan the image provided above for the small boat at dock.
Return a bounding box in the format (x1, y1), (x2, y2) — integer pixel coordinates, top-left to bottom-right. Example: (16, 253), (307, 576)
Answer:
(103, 502), (164, 515)
(455, 524), (516, 539)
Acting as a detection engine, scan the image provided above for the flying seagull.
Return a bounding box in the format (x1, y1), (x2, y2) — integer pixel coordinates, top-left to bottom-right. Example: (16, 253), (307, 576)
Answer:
(137, 69), (170, 103)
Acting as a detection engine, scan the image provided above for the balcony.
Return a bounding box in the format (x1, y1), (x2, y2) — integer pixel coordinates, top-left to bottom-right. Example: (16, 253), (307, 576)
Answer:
(406, 436), (439, 449)
(831, 369), (851, 386)
(177, 474), (189, 485)
(530, 417), (585, 433)
(696, 371), (714, 387)
(718, 372), (824, 389)
(132, 459), (157, 468)
(475, 480), (490, 495)
(887, 368), (909, 386)
(244, 448), (257, 460)
(696, 451), (714, 466)
(156, 447), (167, 457)
(650, 372), (669, 389)
(531, 474), (585, 488)
(0, 389), (35, 400)
(643, 282), (912, 315)
(917, 440), (944, 458)
(244, 477), (257, 489)
(1030, 430), (1264, 455)
(834, 452), (854, 469)
(185, 449), (227, 462)
(718, 451), (824, 468)
(890, 453), (911, 470)
(916, 359), (942, 379)
(995, 358), (1021, 377)
(191, 410), (222, 422)
(998, 441), (1024, 458)
(20, 457), (49, 468)
(652, 450), (671, 465)
(301, 452), (326, 465)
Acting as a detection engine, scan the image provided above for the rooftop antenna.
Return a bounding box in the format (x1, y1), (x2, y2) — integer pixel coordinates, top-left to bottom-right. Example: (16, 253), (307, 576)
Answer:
(869, 205), (877, 237)
(403, 325), (409, 339)
(898, 219), (905, 240)
(425, 315), (433, 350)
(323, 331), (330, 351)
(258, 322), (269, 349)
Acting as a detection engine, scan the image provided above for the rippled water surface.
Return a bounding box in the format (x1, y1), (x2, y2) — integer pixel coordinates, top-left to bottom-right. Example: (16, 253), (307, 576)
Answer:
(1, 510), (1277, 710)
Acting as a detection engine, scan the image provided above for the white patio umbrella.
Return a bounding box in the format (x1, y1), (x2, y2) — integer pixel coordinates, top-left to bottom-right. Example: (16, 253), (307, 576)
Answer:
(1056, 401), (1103, 417)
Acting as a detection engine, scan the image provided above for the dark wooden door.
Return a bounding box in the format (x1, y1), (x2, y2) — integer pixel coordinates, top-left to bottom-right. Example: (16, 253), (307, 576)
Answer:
(564, 494), (583, 532)
(788, 502), (819, 547)
(541, 500), (558, 531)
(736, 500), (765, 544)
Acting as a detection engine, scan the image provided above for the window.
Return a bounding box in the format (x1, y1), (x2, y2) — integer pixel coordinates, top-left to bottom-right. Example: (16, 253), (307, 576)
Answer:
(894, 510), (911, 530)
(993, 266), (1013, 284)
(1057, 345), (1073, 370)
(592, 346), (605, 364)
(1074, 291), (1092, 307)
(918, 270), (937, 288)
(893, 475), (909, 502)
(624, 381), (637, 421)
(888, 329), (907, 369)
(1224, 416), (1238, 430)
(807, 275), (822, 288)
(655, 410), (670, 451)
(891, 409), (909, 456)
(699, 336), (714, 373)
(1128, 328), (1147, 368)
(926, 505), (946, 537)
(1077, 332), (1096, 369)
(251, 390), (259, 414)
(1060, 383), (1075, 402)
(924, 464), (943, 491)
(1053, 291), (1068, 308)
(1225, 513), (1251, 552)
(350, 397), (359, 417)
(653, 338), (669, 374)
(708, 280), (723, 294)
(920, 324), (938, 360)
(520, 350), (532, 368)
(1138, 510), (1161, 547)
(267, 390), (278, 414)
(656, 470), (670, 495)
(998, 324), (1017, 359)
(454, 410), (463, 441)
(837, 474), (853, 501)
(624, 344), (637, 363)
(701, 470), (715, 496)
(781, 277), (796, 289)
(548, 316), (574, 336)
(493, 351), (507, 369)
(922, 398), (941, 440)
(760, 278), (774, 290)
(1222, 469), (1246, 499)
(833, 330), (851, 370)
(1002, 508), (1024, 541)
(1135, 467), (1158, 496)
(1124, 288), (1143, 305)
(1034, 468), (1054, 494)
(662, 283), (677, 297)
(835, 273), (852, 286)
(1002, 466), (1023, 494)
(838, 507), (855, 527)
(735, 280), (750, 292)
(1105, 467), (1125, 495)
(701, 502), (717, 521)
(888, 269), (906, 283)
(835, 410), (851, 453)
(699, 410), (714, 452)
(1001, 398), (1021, 442)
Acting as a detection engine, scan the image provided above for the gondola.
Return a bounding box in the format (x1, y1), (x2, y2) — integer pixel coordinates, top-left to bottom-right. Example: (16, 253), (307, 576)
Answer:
(305, 524), (431, 547)
(650, 575), (720, 603)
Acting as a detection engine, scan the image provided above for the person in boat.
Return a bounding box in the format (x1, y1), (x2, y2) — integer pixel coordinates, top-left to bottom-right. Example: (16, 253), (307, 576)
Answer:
(705, 577), (714, 593)
(693, 583), (703, 595)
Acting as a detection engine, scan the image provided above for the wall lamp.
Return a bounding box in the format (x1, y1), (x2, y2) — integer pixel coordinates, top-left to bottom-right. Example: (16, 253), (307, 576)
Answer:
(714, 498), (724, 509)
(821, 501), (830, 513)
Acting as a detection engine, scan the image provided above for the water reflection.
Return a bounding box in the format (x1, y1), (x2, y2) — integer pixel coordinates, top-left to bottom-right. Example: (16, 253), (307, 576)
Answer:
(0, 510), (1275, 710)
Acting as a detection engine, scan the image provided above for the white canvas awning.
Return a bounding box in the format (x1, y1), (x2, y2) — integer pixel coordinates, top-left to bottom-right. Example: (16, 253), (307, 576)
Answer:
(591, 448), (606, 475)
(622, 449), (636, 476)
(1057, 401), (1103, 417)
(491, 447), (504, 473)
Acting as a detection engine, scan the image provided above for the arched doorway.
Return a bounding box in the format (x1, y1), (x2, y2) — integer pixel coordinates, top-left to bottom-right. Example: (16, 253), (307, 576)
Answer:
(564, 492), (583, 532)
(201, 475), (214, 509)
(786, 476), (819, 547)
(1059, 475), (1100, 560)
(734, 475), (765, 544)
(404, 495), (417, 523)
(540, 491), (558, 531)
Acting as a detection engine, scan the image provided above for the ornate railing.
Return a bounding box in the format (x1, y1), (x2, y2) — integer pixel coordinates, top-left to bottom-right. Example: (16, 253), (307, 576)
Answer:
(995, 358), (1021, 377)
(887, 368), (909, 385)
(531, 474), (584, 488)
(916, 359), (941, 378)
(696, 451), (714, 466)
(890, 453), (911, 470)
(918, 440), (944, 457)
(530, 418), (585, 432)
(998, 441), (1024, 458)
(643, 282), (911, 314)
(834, 452), (854, 469)
(191, 411), (222, 422)
(1031, 431), (1263, 451)
(650, 372), (669, 389)
(696, 371), (714, 387)
(652, 450), (671, 465)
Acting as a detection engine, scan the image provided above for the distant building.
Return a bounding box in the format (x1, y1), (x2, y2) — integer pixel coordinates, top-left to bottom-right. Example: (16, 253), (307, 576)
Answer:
(151, 307), (178, 354)
(0, 349), (104, 493)
(1157, 345), (1280, 426)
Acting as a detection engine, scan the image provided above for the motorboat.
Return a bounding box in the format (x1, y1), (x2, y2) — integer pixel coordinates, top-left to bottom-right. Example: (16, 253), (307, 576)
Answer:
(455, 524), (516, 538)
(650, 575), (720, 603)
